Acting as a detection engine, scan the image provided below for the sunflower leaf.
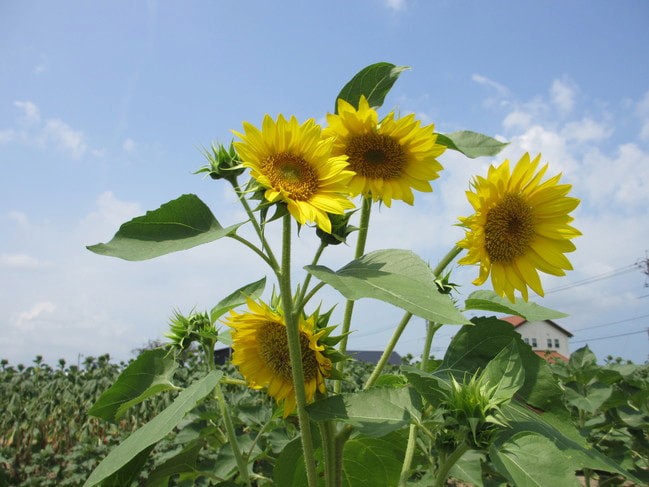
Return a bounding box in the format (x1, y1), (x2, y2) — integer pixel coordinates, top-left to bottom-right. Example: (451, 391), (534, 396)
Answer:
(436, 130), (508, 158)
(464, 290), (568, 321)
(335, 62), (410, 112)
(305, 249), (469, 324)
(87, 194), (243, 261)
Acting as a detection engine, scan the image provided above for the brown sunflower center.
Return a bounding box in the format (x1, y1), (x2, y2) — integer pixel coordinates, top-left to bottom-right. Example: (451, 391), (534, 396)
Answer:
(484, 193), (535, 263)
(345, 133), (406, 180)
(257, 321), (320, 381)
(262, 153), (320, 201)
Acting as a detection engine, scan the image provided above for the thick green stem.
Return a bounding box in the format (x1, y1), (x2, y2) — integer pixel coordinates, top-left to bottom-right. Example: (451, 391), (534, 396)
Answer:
(335, 197), (372, 394)
(319, 420), (337, 487)
(432, 245), (463, 276)
(364, 311), (413, 390)
(279, 215), (319, 487)
(205, 342), (251, 486)
(433, 442), (470, 487)
(213, 383), (251, 486)
(399, 321), (442, 485)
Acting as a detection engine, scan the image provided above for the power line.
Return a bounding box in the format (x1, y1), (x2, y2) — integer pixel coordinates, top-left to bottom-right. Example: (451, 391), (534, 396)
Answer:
(545, 264), (638, 294)
(571, 328), (647, 344)
(570, 313), (649, 332)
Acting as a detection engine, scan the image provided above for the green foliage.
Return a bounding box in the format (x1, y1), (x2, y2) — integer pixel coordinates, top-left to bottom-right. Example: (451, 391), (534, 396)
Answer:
(87, 194), (242, 261)
(305, 249), (469, 325)
(334, 62), (410, 112)
(464, 290), (568, 321)
(435, 131), (508, 159)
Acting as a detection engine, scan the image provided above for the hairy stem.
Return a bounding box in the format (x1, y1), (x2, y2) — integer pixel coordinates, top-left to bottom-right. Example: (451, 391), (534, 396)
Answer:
(279, 215), (319, 487)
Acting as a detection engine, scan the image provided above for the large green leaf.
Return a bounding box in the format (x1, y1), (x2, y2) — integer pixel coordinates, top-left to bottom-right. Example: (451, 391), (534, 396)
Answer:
(274, 430), (323, 487)
(449, 450), (487, 487)
(87, 194), (242, 261)
(500, 402), (644, 485)
(436, 131), (508, 158)
(481, 341), (525, 405)
(88, 349), (178, 422)
(342, 436), (405, 487)
(335, 62), (410, 112)
(489, 432), (581, 487)
(145, 441), (204, 487)
(564, 382), (612, 414)
(306, 386), (421, 437)
(464, 290), (568, 321)
(210, 277), (267, 322)
(305, 249), (469, 324)
(441, 318), (564, 412)
(84, 370), (222, 487)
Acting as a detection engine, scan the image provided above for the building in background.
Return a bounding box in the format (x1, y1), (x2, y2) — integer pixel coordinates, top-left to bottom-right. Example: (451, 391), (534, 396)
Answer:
(501, 316), (573, 363)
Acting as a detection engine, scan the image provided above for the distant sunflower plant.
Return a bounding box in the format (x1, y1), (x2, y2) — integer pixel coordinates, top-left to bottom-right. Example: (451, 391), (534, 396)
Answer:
(85, 63), (643, 487)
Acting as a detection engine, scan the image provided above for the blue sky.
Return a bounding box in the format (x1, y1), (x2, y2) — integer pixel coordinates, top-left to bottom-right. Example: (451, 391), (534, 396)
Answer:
(2, 0), (649, 366)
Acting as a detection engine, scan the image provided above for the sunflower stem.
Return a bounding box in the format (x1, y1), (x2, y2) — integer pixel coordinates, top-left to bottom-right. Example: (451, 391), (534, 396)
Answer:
(279, 214), (319, 487)
(432, 442), (470, 487)
(204, 342), (251, 487)
(399, 321), (442, 486)
(363, 311), (413, 390)
(334, 196), (372, 394)
(319, 420), (337, 487)
(295, 242), (327, 314)
(231, 176), (280, 272)
(432, 245), (463, 277)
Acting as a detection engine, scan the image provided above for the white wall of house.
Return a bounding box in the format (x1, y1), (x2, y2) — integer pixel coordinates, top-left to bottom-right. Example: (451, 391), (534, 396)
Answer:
(515, 320), (570, 357)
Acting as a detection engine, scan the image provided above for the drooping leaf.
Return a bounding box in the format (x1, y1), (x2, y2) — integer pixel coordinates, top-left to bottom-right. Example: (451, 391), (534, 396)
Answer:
(306, 386), (421, 437)
(335, 62), (410, 112)
(464, 290), (568, 321)
(305, 249), (469, 325)
(489, 432), (581, 487)
(87, 194), (243, 261)
(210, 277), (267, 322)
(274, 430), (323, 487)
(342, 435), (405, 487)
(436, 131), (508, 158)
(84, 370), (222, 487)
(401, 366), (450, 406)
(442, 318), (564, 412)
(101, 446), (155, 487)
(88, 349), (179, 422)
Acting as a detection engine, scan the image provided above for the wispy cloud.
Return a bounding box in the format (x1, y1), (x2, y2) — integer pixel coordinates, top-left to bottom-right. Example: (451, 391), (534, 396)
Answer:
(1, 101), (89, 158)
(384, 0), (407, 11)
(14, 301), (57, 329)
(550, 78), (577, 114)
(471, 73), (510, 97)
(0, 253), (46, 270)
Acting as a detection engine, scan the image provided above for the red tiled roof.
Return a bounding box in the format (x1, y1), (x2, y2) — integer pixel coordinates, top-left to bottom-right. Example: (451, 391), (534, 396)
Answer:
(501, 315), (574, 337)
(534, 350), (569, 363)
(500, 315), (526, 327)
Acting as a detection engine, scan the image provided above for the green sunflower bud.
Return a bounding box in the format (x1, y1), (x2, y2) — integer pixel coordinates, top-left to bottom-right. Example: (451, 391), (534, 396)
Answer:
(195, 142), (245, 185)
(165, 310), (216, 350)
(316, 211), (357, 246)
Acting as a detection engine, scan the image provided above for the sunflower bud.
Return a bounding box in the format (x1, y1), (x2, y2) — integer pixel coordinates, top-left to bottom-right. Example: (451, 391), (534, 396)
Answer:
(196, 142), (245, 185)
(316, 211), (357, 245)
(165, 310), (216, 350)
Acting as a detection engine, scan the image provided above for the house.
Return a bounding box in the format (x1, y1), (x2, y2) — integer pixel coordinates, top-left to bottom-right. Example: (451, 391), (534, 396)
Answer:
(501, 316), (573, 362)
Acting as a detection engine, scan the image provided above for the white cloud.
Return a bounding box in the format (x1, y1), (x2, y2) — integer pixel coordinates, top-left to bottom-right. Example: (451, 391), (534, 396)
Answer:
(43, 118), (87, 158)
(1, 101), (89, 158)
(0, 253), (45, 270)
(7, 210), (30, 228)
(14, 301), (57, 329)
(503, 110), (533, 131)
(384, 0), (407, 11)
(14, 100), (41, 124)
(122, 137), (136, 153)
(471, 74), (510, 97)
(562, 117), (612, 143)
(550, 78), (577, 114)
(637, 90), (649, 140)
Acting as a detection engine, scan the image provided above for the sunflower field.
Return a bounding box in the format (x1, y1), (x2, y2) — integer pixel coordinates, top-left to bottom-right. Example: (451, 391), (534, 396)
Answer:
(4, 62), (648, 486)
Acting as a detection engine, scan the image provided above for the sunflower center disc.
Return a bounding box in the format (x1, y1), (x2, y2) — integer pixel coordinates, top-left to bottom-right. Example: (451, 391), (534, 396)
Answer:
(263, 153), (320, 201)
(346, 133), (406, 180)
(484, 192), (535, 263)
(257, 321), (319, 381)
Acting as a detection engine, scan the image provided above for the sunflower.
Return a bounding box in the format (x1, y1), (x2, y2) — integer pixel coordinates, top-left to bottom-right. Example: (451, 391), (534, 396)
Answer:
(224, 299), (332, 417)
(233, 115), (355, 233)
(457, 153), (581, 302)
(323, 95), (446, 206)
